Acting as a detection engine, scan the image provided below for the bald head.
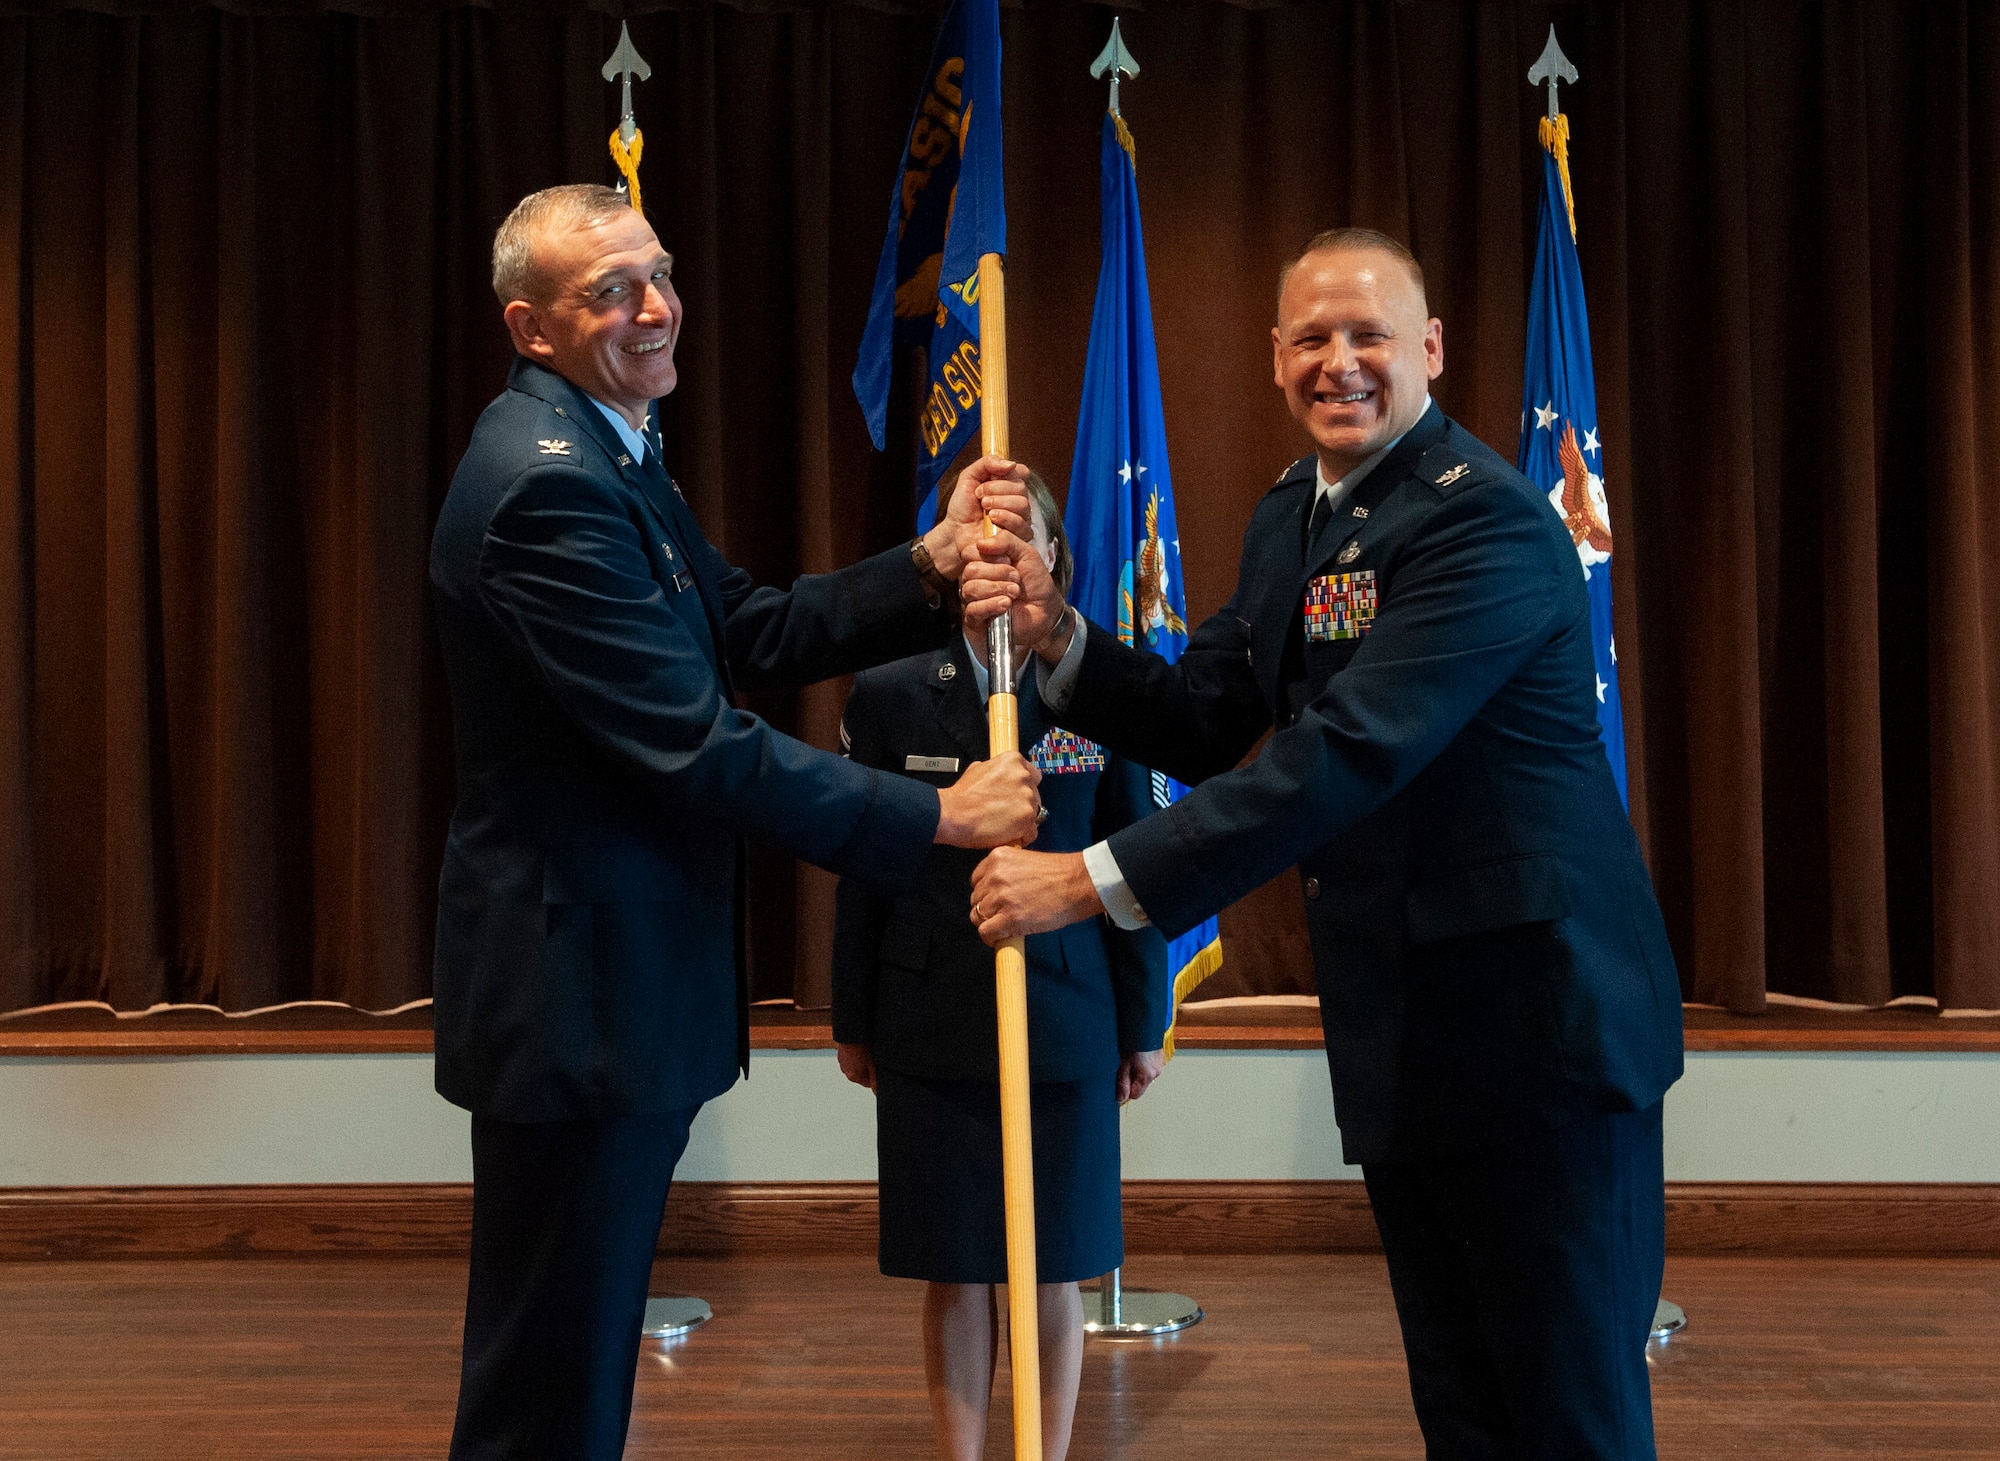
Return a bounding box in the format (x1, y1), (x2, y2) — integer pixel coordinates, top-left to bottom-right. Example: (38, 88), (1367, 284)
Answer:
(1277, 227), (1428, 320)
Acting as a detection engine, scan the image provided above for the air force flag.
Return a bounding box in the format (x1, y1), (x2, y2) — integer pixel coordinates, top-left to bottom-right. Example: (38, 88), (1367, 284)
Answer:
(1518, 112), (1629, 805)
(852, 0), (1006, 525)
(1063, 112), (1221, 1053)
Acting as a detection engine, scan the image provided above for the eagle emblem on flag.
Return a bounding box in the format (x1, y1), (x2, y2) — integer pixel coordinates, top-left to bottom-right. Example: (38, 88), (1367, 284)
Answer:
(1548, 422), (1612, 577)
(1118, 486), (1188, 648)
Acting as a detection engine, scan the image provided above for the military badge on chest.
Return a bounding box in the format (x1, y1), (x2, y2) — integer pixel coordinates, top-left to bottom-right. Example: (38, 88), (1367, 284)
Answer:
(1303, 570), (1378, 643)
(1029, 728), (1106, 775)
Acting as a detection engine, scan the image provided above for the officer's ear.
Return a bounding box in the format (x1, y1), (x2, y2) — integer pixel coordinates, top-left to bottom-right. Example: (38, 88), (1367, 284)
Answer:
(503, 299), (555, 362)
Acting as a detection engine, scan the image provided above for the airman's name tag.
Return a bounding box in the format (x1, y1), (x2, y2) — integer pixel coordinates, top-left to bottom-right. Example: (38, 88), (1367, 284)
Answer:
(905, 755), (960, 773)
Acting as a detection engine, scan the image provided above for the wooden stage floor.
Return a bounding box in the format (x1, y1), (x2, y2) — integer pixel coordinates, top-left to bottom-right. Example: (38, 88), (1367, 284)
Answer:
(2, 1252), (1996, 1458)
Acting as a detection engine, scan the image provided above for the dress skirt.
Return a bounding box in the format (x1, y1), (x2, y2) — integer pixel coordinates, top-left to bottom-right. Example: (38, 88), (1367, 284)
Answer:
(874, 1066), (1124, 1285)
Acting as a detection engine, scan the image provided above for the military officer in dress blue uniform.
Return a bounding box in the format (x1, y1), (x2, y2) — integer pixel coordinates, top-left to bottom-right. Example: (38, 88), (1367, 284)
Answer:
(428, 184), (1043, 1460)
(963, 229), (1684, 1460)
(831, 474), (1169, 1461)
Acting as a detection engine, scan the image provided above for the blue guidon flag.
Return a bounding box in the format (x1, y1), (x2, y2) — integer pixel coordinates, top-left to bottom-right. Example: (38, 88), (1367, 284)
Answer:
(1063, 108), (1221, 1056)
(1518, 109), (1628, 805)
(852, 0), (1006, 527)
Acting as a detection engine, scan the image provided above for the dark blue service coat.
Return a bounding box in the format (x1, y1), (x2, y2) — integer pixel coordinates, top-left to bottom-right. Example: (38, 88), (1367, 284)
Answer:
(832, 636), (1170, 1082)
(428, 357), (951, 1122)
(1052, 403), (1684, 1163)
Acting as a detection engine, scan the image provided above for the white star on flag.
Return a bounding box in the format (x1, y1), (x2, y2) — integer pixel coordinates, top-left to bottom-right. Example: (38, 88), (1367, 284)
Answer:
(1118, 461), (1132, 484)
(1596, 675), (1608, 703)
(1609, 638), (1617, 664)
(1583, 428), (1600, 455)
(1534, 401), (1559, 431)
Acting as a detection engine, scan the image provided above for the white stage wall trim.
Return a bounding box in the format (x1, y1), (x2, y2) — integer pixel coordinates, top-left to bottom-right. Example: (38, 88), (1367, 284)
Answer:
(2, 1049), (1997, 1189)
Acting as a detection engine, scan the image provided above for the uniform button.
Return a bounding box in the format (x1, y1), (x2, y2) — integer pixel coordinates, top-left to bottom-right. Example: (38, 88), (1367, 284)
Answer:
(1304, 877), (1321, 900)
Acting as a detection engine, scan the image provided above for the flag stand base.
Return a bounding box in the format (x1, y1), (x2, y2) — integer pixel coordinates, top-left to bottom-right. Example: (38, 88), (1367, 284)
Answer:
(1650, 1298), (1686, 1340)
(1083, 1268), (1203, 1337)
(642, 1295), (712, 1338)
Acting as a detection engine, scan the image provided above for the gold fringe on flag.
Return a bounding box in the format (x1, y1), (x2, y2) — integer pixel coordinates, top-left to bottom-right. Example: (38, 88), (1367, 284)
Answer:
(1160, 936), (1224, 1060)
(1539, 112), (1576, 242)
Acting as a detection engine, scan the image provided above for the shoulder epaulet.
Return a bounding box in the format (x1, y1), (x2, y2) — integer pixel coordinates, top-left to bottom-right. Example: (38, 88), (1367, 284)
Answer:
(1264, 455), (1317, 496)
(1414, 442), (1488, 498)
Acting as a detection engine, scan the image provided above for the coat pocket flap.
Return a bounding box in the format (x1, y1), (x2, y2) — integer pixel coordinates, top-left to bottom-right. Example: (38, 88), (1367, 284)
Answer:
(879, 917), (931, 971)
(1404, 854), (1572, 944)
(542, 842), (673, 904)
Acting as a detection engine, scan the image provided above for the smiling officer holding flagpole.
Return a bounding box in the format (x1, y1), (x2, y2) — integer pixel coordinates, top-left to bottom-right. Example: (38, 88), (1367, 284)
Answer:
(962, 211), (1684, 1456)
(426, 19), (1044, 1457)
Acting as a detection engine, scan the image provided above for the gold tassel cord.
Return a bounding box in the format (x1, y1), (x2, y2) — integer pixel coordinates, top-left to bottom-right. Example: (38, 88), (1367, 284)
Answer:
(609, 127), (646, 218)
(1539, 112), (1576, 242)
(1111, 111), (1138, 173)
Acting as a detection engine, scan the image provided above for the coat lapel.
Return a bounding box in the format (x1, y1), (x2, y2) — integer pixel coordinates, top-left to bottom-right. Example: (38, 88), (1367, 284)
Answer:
(926, 633), (1045, 766)
(1014, 668), (1048, 763)
(930, 637), (993, 767)
(508, 358), (731, 680)
(1301, 401), (1450, 583)
(1248, 475), (1316, 713)
(649, 457), (732, 682)
(1245, 405), (1449, 710)
(508, 359), (694, 561)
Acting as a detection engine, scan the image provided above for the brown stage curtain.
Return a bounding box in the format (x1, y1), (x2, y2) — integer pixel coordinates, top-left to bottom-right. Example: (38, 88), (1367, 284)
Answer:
(2, 0), (1997, 1018)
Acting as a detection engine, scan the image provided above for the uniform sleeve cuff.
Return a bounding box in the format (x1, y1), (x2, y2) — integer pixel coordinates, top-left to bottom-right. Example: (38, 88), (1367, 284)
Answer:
(1035, 612), (1089, 711)
(1084, 838), (1150, 930)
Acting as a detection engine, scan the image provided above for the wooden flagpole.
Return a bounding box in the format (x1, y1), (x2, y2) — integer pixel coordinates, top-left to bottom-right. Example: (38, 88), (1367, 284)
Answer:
(976, 250), (1042, 1461)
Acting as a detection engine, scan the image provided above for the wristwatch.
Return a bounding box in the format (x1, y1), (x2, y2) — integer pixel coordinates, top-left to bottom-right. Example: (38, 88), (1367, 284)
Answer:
(910, 537), (961, 619)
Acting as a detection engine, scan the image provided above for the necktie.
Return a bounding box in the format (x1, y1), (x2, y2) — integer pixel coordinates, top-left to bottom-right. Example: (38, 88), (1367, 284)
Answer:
(1306, 487), (1334, 559)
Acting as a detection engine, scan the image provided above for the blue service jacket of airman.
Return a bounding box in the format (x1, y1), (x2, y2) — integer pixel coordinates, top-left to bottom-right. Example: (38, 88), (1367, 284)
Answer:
(1052, 403), (1684, 1162)
(429, 357), (951, 1121)
(832, 636), (1170, 1082)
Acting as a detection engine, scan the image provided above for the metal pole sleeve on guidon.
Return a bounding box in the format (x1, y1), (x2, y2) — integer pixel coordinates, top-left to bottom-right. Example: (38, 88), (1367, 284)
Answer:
(977, 250), (1041, 1461)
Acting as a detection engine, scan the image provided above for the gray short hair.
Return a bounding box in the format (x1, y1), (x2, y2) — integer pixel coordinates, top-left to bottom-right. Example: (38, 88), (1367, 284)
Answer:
(492, 184), (633, 306)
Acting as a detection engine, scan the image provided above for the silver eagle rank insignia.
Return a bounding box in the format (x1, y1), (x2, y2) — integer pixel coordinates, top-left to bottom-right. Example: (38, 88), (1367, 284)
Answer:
(537, 439), (573, 456)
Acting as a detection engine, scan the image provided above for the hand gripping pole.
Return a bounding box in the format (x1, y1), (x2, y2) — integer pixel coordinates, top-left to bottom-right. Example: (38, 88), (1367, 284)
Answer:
(978, 251), (1042, 1461)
